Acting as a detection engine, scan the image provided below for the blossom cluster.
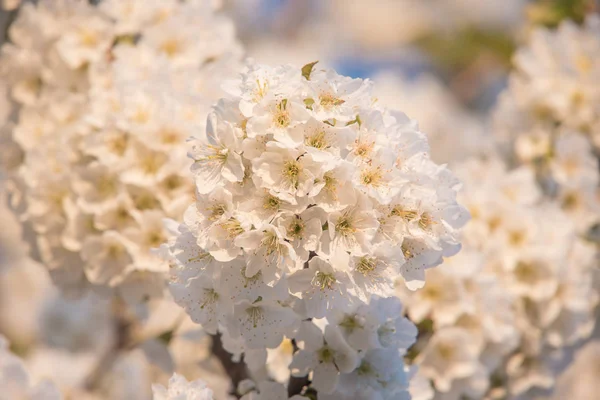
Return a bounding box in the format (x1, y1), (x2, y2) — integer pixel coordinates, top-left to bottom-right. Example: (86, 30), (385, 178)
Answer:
(152, 373), (214, 400)
(0, 335), (62, 400)
(493, 16), (600, 233)
(218, 296), (416, 399)
(0, 0), (241, 299)
(400, 155), (598, 399)
(394, 16), (600, 400)
(165, 61), (468, 396)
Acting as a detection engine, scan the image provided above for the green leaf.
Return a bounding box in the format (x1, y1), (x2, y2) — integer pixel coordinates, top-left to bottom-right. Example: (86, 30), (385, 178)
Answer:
(304, 98), (315, 110)
(416, 28), (515, 71)
(301, 61), (319, 80)
(527, 0), (593, 28)
(346, 114), (362, 128)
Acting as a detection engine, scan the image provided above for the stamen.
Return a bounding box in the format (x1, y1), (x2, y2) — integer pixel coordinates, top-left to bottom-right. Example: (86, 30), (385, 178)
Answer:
(418, 212), (435, 230)
(283, 160), (302, 189)
(317, 346), (334, 363)
(319, 92), (345, 109)
(336, 214), (356, 237)
(287, 218), (305, 240)
(360, 167), (383, 187)
(312, 271), (336, 291)
(263, 195), (281, 211)
(356, 257), (377, 276)
(246, 306), (263, 328)
(305, 129), (328, 149)
(390, 206), (418, 221)
(200, 289), (219, 309)
(219, 218), (244, 238)
(208, 203), (226, 221)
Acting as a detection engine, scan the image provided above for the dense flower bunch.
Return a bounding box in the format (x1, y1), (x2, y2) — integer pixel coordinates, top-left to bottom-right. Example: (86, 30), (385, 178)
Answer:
(493, 16), (600, 232)
(152, 373), (214, 400)
(0, 335), (62, 400)
(0, 0), (241, 299)
(165, 61), (468, 397)
(400, 155), (598, 399)
(397, 16), (600, 400)
(220, 296), (418, 399)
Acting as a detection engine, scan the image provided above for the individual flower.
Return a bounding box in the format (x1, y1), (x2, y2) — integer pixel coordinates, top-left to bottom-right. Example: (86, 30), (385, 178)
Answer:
(416, 327), (482, 393)
(290, 322), (359, 394)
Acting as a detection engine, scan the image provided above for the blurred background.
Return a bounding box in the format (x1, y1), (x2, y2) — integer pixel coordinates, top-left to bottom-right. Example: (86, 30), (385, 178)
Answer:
(0, 0), (599, 399)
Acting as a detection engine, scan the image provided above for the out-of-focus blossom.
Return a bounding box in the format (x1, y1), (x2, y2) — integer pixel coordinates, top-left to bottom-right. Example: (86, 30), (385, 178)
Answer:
(152, 373), (213, 400)
(0, 335), (62, 400)
(494, 17), (600, 208)
(326, 0), (526, 49)
(550, 340), (600, 400)
(0, 0), (242, 301)
(401, 153), (599, 399)
(373, 72), (488, 164)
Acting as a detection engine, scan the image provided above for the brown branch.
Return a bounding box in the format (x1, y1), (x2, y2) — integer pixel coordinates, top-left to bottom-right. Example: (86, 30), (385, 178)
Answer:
(287, 339), (310, 397)
(288, 375), (310, 397)
(210, 332), (250, 397)
(83, 297), (133, 391)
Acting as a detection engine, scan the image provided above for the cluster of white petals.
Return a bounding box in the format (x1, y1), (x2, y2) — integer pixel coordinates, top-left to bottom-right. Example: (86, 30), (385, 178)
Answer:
(152, 373), (214, 400)
(165, 61), (468, 396)
(0, 0), (241, 299)
(226, 296), (417, 399)
(397, 16), (600, 400)
(0, 335), (62, 400)
(493, 16), (600, 233)
(400, 154), (598, 399)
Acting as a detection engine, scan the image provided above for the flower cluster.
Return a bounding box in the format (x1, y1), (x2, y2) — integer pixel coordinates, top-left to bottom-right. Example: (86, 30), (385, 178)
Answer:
(395, 16), (600, 400)
(215, 296), (418, 399)
(0, 335), (62, 400)
(0, 0), (241, 299)
(165, 61), (468, 396)
(152, 373), (214, 400)
(400, 155), (598, 399)
(493, 16), (600, 232)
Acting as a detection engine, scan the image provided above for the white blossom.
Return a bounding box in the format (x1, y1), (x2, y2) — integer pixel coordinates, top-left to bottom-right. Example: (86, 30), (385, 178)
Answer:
(165, 61), (466, 397)
(0, 0), (242, 300)
(0, 335), (62, 400)
(152, 373), (213, 400)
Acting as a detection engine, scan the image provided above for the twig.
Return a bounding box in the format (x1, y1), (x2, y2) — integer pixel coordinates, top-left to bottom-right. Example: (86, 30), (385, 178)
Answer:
(83, 297), (133, 391)
(210, 332), (250, 397)
(287, 339), (310, 397)
(288, 375), (311, 397)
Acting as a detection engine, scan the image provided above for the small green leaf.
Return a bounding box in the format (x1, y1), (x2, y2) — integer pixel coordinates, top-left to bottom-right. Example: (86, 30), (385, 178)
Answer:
(301, 61), (319, 80)
(346, 114), (362, 127)
(304, 98), (315, 110)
